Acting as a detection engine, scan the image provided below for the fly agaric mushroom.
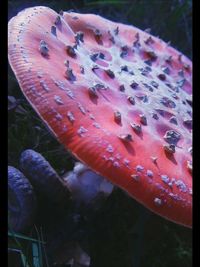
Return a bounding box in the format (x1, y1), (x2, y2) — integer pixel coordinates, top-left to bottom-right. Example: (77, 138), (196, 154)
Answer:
(20, 149), (114, 207)
(8, 6), (192, 228)
(20, 149), (70, 203)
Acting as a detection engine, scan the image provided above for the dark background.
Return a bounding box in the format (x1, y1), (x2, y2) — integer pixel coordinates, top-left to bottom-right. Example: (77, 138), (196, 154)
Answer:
(8, 1), (192, 267)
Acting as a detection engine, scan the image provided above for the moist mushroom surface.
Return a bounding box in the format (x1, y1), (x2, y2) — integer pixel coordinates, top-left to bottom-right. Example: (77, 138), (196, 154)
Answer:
(8, 6), (192, 227)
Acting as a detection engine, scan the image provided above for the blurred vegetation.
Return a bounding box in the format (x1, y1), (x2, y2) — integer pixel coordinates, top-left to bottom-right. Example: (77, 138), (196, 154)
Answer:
(8, 1), (192, 267)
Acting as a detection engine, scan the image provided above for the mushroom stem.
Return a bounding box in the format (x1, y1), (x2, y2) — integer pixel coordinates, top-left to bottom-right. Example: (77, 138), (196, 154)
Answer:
(63, 162), (114, 209)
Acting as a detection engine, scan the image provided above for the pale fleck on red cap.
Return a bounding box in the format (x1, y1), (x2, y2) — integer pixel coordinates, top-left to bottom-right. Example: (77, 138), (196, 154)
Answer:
(8, 6), (192, 227)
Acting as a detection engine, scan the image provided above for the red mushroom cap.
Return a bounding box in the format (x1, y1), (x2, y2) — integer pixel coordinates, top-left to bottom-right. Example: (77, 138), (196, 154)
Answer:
(8, 6), (192, 227)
